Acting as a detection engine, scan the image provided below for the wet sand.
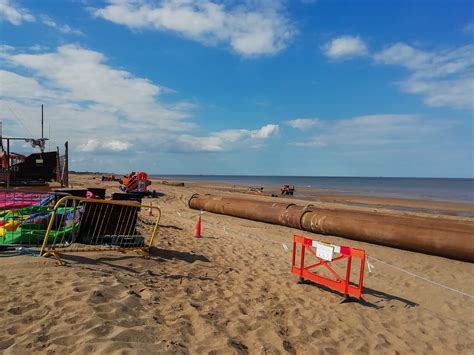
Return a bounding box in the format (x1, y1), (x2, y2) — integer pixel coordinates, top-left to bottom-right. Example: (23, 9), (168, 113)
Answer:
(0, 173), (473, 353)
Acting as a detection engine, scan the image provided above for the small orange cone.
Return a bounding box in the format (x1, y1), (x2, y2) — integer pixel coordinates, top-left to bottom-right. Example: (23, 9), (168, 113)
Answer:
(194, 215), (201, 238)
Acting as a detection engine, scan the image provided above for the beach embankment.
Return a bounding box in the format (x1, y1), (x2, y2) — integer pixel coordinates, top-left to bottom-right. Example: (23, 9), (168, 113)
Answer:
(0, 173), (473, 353)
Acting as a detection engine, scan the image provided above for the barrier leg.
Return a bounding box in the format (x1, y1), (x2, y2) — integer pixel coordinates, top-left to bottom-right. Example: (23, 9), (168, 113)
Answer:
(298, 244), (306, 284)
(341, 256), (358, 303)
(344, 256), (352, 295)
(52, 253), (65, 266)
(357, 254), (366, 296)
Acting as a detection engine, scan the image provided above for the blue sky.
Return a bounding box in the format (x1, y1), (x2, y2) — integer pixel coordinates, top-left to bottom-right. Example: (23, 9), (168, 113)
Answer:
(0, 0), (473, 177)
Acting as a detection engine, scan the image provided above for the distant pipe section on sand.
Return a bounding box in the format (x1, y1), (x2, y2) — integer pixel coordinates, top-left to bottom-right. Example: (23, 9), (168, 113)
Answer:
(188, 194), (474, 262)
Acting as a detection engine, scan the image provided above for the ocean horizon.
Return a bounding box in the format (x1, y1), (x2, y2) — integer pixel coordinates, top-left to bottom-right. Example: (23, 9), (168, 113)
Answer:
(153, 175), (474, 203)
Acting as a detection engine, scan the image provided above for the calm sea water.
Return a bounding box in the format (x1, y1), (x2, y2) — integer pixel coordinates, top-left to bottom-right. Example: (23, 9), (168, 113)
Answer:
(154, 175), (474, 203)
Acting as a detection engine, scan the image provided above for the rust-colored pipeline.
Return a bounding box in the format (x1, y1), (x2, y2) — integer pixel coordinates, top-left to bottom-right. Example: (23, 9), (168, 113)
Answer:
(188, 194), (474, 262)
(189, 194), (295, 225)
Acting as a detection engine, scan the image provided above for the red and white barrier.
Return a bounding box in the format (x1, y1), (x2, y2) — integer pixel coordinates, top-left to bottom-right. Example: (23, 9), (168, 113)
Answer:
(291, 234), (366, 299)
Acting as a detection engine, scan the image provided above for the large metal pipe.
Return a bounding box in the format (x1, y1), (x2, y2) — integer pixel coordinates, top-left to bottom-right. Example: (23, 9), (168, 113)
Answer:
(299, 208), (474, 262)
(189, 194), (295, 225)
(189, 194), (474, 262)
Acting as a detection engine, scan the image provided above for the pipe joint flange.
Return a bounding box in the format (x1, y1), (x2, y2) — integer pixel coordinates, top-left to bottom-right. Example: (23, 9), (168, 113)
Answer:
(188, 193), (200, 208)
(303, 204), (314, 211)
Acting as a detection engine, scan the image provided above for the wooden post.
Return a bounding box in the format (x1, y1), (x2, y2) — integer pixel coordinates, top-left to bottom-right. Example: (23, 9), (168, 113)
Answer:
(64, 141), (69, 187)
(56, 146), (62, 187)
(6, 138), (10, 188)
(41, 104), (44, 139)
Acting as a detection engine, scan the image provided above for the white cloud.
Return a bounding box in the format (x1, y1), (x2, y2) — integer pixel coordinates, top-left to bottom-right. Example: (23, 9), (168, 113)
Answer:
(0, 44), (195, 157)
(400, 75), (474, 109)
(373, 43), (430, 71)
(0, 70), (56, 100)
(293, 114), (452, 148)
(0, 44), (279, 168)
(78, 139), (132, 152)
(373, 43), (474, 78)
(177, 124), (279, 152)
(6, 44), (191, 129)
(0, 0), (34, 25)
(323, 35), (368, 59)
(252, 124), (279, 138)
(77, 139), (101, 152)
(29, 44), (50, 52)
(373, 43), (474, 109)
(92, 0), (295, 57)
(40, 15), (83, 35)
(0, 44), (14, 52)
(322, 36), (473, 109)
(0, 1), (83, 35)
(464, 21), (474, 34)
(286, 118), (320, 130)
(104, 140), (131, 151)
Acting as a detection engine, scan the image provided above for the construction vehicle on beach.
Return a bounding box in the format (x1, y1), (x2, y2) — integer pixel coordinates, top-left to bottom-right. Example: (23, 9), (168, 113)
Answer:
(120, 171), (157, 197)
(280, 185), (295, 196)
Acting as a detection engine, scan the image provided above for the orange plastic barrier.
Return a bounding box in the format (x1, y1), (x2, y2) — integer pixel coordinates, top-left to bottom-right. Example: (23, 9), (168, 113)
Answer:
(291, 234), (366, 299)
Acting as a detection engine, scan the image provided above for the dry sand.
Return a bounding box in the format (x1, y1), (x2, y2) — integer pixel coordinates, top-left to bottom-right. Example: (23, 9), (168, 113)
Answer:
(1, 174), (473, 354)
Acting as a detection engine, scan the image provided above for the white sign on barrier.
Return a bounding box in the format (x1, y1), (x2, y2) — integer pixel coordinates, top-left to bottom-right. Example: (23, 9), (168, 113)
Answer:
(316, 243), (334, 261)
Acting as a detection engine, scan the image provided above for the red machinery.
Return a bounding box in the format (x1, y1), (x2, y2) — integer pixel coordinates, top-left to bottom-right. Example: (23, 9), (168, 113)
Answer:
(280, 185), (295, 195)
(119, 172), (156, 197)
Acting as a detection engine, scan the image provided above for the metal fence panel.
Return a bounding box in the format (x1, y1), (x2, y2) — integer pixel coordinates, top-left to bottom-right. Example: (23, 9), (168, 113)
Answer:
(39, 196), (161, 262)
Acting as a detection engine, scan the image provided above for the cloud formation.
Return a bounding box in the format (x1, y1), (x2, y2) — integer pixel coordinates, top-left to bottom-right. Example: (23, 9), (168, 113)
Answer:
(92, 0), (295, 57)
(78, 139), (132, 152)
(464, 21), (474, 34)
(0, 0), (83, 35)
(177, 124), (279, 152)
(40, 15), (83, 35)
(323, 35), (368, 59)
(0, 44), (278, 171)
(5, 45), (190, 129)
(0, 45), (192, 158)
(324, 35), (473, 110)
(286, 118), (320, 130)
(292, 114), (453, 149)
(0, 0), (34, 25)
(374, 43), (474, 109)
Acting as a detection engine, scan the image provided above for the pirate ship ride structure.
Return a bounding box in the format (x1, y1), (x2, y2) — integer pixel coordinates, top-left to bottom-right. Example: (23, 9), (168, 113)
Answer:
(0, 105), (68, 188)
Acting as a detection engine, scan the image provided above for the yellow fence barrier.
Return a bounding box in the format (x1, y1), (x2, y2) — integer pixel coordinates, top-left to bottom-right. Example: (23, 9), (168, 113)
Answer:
(40, 196), (161, 263)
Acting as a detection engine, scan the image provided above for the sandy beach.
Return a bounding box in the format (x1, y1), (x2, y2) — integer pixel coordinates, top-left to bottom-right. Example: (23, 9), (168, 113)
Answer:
(2, 0), (472, 353)
(1, 174), (473, 354)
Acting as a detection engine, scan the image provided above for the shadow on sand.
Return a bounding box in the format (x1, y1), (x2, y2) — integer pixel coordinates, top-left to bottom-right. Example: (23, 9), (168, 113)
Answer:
(296, 279), (418, 309)
(151, 192), (166, 198)
(54, 246), (210, 272)
(158, 224), (184, 231)
(149, 246), (210, 263)
(363, 286), (418, 308)
(58, 254), (142, 273)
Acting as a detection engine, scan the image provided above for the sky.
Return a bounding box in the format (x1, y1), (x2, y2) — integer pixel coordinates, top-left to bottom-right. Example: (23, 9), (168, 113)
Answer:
(0, 0), (473, 177)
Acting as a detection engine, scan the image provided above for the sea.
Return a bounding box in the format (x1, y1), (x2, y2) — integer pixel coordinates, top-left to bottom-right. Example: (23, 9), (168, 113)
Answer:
(153, 176), (474, 203)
